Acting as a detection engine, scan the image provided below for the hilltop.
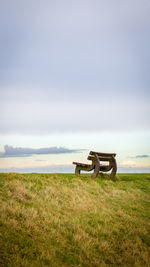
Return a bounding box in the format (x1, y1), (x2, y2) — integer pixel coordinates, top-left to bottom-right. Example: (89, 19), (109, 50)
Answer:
(0, 173), (150, 266)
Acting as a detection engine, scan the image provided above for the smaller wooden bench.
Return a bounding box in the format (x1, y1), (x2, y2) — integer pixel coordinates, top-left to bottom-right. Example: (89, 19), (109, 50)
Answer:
(73, 151), (117, 179)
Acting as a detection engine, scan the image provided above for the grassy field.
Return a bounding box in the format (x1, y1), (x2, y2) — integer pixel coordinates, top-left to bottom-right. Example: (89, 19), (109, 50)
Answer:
(0, 173), (150, 267)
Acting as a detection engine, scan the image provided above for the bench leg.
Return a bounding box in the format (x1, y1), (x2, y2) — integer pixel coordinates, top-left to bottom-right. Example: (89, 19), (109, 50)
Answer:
(110, 156), (117, 179)
(75, 166), (81, 176)
(91, 165), (100, 178)
(91, 155), (100, 178)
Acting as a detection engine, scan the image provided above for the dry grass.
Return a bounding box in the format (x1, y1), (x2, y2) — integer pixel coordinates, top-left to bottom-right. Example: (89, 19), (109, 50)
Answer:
(0, 173), (150, 266)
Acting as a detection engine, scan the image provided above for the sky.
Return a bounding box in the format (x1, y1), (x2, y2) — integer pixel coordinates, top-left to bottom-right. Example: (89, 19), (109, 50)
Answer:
(0, 0), (150, 173)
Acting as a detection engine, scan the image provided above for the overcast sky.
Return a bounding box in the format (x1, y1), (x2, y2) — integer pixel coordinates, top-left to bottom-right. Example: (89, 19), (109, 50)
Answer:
(0, 0), (150, 172)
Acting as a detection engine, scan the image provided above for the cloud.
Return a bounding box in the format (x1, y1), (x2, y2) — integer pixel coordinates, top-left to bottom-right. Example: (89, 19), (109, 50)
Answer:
(135, 155), (150, 158)
(119, 160), (150, 168)
(0, 0), (150, 134)
(0, 145), (82, 158)
(129, 154), (150, 159)
(0, 97), (149, 134)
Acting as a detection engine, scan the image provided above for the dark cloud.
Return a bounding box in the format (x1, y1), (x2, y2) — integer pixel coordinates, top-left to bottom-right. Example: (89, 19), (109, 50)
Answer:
(0, 145), (82, 158)
(129, 155), (150, 159)
(136, 155), (150, 158)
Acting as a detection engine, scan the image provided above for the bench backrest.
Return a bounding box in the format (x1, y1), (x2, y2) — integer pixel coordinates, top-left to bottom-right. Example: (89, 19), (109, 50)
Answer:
(90, 151), (116, 157)
(88, 155), (113, 162)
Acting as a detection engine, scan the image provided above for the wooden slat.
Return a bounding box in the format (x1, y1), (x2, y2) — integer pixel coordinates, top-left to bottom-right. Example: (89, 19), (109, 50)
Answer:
(88, 155), (113, 161)
(98, 156), (113, 161)
(87, 155), (96, 161)
(72, 162), (90, 167)
(90, 151), (116, 157)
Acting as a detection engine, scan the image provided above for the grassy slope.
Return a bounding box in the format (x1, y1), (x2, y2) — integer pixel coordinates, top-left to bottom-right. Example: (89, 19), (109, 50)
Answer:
(0, 173), (150, 267)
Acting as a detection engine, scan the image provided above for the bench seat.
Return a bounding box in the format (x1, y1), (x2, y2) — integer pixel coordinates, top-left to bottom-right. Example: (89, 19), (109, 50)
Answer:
(72, 162), (90, 168)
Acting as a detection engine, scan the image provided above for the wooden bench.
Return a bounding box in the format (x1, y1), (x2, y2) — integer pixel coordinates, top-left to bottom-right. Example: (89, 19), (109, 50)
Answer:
(73, 151), (117, 179)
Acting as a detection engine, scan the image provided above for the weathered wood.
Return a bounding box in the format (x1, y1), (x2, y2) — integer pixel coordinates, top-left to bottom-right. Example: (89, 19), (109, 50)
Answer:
(90, 151), (116, 157)
(88, 155), (113, 162)
(73, 151), (117, 179)
(109, 155), (117, 179)
(91, 154), (100, 178)
(72, 162), (89, 168)
(73, 155), (96, 174)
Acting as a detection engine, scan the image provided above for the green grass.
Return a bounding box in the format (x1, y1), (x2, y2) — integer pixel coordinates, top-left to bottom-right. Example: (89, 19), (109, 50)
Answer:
(0, 173), (150, 266)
